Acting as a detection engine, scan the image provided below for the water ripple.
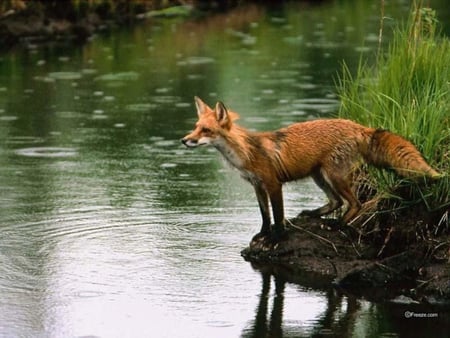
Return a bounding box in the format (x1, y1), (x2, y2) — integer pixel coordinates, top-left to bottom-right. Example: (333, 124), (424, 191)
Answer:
(14, 147), (78, 158)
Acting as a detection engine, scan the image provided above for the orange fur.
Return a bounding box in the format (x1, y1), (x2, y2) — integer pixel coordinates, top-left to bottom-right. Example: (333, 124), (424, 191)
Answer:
(182, 97), (439, 237)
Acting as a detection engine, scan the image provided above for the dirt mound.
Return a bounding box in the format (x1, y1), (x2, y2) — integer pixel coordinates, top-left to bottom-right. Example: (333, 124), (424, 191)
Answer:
(241, 214), (450, 305)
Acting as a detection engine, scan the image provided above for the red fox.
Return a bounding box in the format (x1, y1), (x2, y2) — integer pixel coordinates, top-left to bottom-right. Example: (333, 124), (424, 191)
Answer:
(182, 97), (440, 239)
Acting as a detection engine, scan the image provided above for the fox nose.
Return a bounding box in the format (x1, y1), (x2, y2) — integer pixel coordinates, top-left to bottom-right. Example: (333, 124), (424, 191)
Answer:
(181, 138), (198, 148)
(181, 138), (192, 147)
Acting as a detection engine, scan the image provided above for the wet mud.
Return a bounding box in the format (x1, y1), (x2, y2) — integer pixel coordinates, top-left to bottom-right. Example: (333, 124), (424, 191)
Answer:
(241, 215), (450, 307)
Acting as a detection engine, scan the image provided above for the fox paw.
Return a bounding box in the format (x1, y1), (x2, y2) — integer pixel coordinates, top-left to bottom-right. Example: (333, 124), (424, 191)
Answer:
(250, 232), (271, 247)
(321, 218), (345, 230)
(250, 230), (287, 251)
(298, 210), (322, 219)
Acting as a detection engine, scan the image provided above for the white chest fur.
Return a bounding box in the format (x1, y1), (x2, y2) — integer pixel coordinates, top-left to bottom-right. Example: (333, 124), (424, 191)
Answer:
(214, 139), (244, 169)
(214, 139), (260, 185)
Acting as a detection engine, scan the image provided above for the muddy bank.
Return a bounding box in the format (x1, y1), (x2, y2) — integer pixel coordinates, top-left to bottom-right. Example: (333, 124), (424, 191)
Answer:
(0, 3), (110, 48)
(0, 0), (288, 50)
(241, 215), (450, 306)
(0, 1), (197, 50)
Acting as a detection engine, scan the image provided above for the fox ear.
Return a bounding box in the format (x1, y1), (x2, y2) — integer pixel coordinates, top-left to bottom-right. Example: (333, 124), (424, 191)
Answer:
(215, 101), (229, 126)
(194, 96), (208, 117)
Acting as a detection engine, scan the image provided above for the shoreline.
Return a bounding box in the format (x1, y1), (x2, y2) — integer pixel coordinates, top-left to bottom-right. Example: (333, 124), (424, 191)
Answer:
(0, 1), (282, 50)
(241, 215), (450, 307)
(0, 2), (199, 50)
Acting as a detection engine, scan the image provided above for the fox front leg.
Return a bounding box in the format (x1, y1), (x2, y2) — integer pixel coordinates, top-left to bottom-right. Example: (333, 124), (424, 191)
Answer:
(268, 184), (286, 239)
(253, 183), (271, 238)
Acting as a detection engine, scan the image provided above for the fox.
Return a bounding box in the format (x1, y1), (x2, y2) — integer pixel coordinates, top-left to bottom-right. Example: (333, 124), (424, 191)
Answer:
(182, 96), (440, 240)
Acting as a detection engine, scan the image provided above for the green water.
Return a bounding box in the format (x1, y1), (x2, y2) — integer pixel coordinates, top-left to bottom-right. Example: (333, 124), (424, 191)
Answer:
(0, 1), (449, 337)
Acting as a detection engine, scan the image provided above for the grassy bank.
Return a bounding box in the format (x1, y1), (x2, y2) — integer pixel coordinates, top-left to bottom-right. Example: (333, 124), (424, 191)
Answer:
(338, 3), (449, 231)
(244, 2), (450, 303)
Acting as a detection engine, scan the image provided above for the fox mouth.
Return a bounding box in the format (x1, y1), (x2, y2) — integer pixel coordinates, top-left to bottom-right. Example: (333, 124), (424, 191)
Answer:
(182, 134), (213, 148)
(181, 139), (206, 148)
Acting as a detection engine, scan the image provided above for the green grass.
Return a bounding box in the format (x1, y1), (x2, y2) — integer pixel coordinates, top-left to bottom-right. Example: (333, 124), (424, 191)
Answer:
(337, 4), (449, 222)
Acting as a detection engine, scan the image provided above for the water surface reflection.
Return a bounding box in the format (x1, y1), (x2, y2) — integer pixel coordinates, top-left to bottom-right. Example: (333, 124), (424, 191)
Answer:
(1, 1), (449, 337)
(244, 266), (450, 338)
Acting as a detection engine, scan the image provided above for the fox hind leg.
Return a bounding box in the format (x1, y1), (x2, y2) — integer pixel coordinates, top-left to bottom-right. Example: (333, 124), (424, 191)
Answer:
(301, 170), (343, 217)
(318, 169), (361, 224)
(325, 169), (361, 224)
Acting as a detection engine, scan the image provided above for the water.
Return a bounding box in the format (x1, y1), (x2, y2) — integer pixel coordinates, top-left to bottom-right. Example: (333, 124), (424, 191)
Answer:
(1, 1), (449, 337)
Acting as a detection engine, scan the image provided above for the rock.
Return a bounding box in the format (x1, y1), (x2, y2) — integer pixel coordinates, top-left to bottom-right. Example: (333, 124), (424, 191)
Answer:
(241, 215), (450, 305)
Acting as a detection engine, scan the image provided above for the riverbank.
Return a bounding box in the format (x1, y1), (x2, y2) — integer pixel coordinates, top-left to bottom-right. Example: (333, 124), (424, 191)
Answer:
(0, 0), (283, 50)
(242, 214), (450, 306)
(0, 1), (184, 49)
(243, 4), (449, 306)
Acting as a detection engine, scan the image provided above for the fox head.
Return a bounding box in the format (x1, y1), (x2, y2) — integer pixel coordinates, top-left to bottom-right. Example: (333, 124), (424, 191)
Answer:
(181, 96), (239, 148)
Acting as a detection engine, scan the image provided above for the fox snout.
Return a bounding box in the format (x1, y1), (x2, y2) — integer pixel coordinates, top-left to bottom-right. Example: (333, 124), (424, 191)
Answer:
(181, 137), (199, 148)
(181, 136), (212, 147)
(182, 126), (213, 148)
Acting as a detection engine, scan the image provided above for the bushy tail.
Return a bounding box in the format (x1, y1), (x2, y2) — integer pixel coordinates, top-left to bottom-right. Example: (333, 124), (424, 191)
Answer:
(362, 129), (440, 179)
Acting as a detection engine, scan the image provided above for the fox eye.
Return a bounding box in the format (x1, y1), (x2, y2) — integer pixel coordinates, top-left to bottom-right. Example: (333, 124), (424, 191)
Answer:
(201, 127), (212, 133)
